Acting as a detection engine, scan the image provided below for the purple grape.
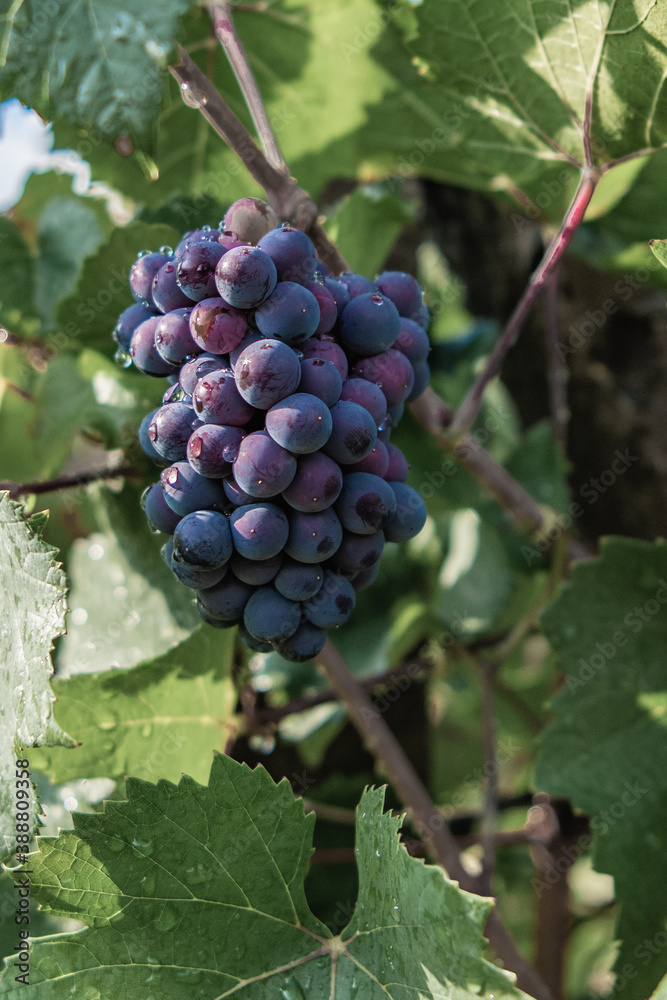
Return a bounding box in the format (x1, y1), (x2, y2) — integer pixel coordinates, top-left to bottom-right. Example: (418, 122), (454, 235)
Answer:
(337, 272), (378, 299)
(275, 559), (323, 601)
(254, 281), (320, 346)
(223, 198), (279, 244)
(141, 482), (181, 534)
(148, 402), (197, 461)
(235, 339), (301, 409)
(113, 303), (155, 351)
(244, 586), (301, 642)
(304, 570), (356, 627)
(160, 462), (226, 516)
(172, 557), (227, 590)
(395, 317), (430, 366)
(189, 297), (247, 354)
(138, 409), (167, 463)
(223, 477), (255, 507)
(407, 361), (430, 402)
(265, 393), (332, 454)
(412, 303), (430, 329)
(323, 277), (350, 317)
(350, 440), (389, 477)
(388, 401), (405, 426)
(230, 551), (283, 585)
(180, 354), (227, 395)
(219, 232), (250, 251)
(175, 227), (223, 257)
(177, 242), (227, 301)
(301, 336), (348, 381)
(376, 270), (423, 318)
(238, 622), (273, 652)
(230, 502), (289, 560)
(154, 309), (198, 366)
(323, 400), (377, 465)
(187, 424), (245, 478)
(229, 330), (266, 371)
(197, 572), (254, 621)
(352, 562), (381, 591)
(339, 378), (388, 427)
(173, 509), (233, 568)
(351, 349), (415, 407)
(233, 430), (297, 499)
(339, 292), (400, 356)
(282, 452), (343, 512)
(214, 245), (278, 309)
(130, 251), (169, 308)
(193, 370), (255, 426)
(257, 224), (317, 285)
(275, 622), (327, 662)
(129, 316), (175, 376)
(305, 281), (337, 334)
(383, 482), (428, 543)
(385, 443), (409, 482)
(335, 471), (397, 534)
(298, 358), (342, 407)
(151, 261), (192, 312)
(330, 530), (385, 576)
(285, 508), (343, 563)
(314, 260), (331, 280)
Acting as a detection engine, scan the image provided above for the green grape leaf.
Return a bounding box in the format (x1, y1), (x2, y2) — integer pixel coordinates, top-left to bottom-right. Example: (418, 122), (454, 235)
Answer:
(323, 186), (416, 278)
(0, 348), (40, 484)
(650, 238), (667, 269)
(54, 222), (180, 356)
(0, 755), (522, 998)
(536, 537), (667, 1000)
(0, 494), (76, 862)
(57, 486), (200, 677)
(0, 217), (36, 335)
(31, 348), (161, 477)
(0, 0), (190, 148)
(374, 0), (667, 210)
(32, 627), (235, 787)
(35, 197), (104, 331)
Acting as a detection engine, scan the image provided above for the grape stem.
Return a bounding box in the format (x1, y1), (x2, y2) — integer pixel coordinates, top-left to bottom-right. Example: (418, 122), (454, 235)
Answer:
(409, 388), (546, 532)
(209, 2), (288, 175)
(0, 464), (139, 498)
(448, 168), (601, 438)
(316, 639), (552, 1000)
(544, 262), (568, 448)
(168, 47), (349, 275)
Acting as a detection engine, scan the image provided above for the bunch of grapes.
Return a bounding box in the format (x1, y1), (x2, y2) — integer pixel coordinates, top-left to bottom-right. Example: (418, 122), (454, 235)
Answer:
(113, 197), (430, 662)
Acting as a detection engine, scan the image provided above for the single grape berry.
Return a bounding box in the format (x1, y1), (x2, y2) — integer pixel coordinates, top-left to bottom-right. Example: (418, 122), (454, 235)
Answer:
(214, 245), (278, 309)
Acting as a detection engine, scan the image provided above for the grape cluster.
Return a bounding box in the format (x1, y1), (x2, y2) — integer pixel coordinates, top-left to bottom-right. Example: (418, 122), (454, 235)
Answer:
(114, 197), (429, 662)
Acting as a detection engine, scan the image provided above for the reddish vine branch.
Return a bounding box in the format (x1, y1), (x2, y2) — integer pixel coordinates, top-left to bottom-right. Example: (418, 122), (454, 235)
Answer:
(449, 169), (600, 437)
(0, 465), (139, 499)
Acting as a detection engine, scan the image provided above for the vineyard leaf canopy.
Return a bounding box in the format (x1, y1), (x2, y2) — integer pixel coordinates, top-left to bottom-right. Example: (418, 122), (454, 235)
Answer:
(31, 627), (236, 787)
(0, 494), (76, 863)
(0, 0), (191, 148)
(371, 0), (667, 205)
(536, 537), (667, 1000)
(0, 754), (523, 999)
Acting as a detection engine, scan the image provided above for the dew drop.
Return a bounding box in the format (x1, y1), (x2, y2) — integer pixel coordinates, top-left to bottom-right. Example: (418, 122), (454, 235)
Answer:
(159, 245), (173, 256)
(114, 347), (132, 368)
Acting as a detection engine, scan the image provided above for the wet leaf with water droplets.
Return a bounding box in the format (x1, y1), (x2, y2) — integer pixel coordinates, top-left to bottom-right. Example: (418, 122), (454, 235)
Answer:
(1, 756), (522, 999)
(0, 494), (76, 862)
(538, 537), (667, 1000)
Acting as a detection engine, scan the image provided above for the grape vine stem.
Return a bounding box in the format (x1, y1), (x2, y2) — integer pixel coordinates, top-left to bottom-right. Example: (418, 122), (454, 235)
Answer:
(168, 47), (349, 275)
(448, 168), (601, 437)
(209, 1), (288, 174)
(316, 640), (552, 1000)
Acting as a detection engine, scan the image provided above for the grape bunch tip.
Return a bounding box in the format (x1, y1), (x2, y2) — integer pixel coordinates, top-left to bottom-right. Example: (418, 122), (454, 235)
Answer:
(115, 197), (430, 662)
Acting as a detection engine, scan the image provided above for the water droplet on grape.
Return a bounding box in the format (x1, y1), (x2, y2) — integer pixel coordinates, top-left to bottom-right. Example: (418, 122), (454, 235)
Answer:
(159, 245), (173, 256)
(136, 249), (151, 258)
(114, 347), (132, 368)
